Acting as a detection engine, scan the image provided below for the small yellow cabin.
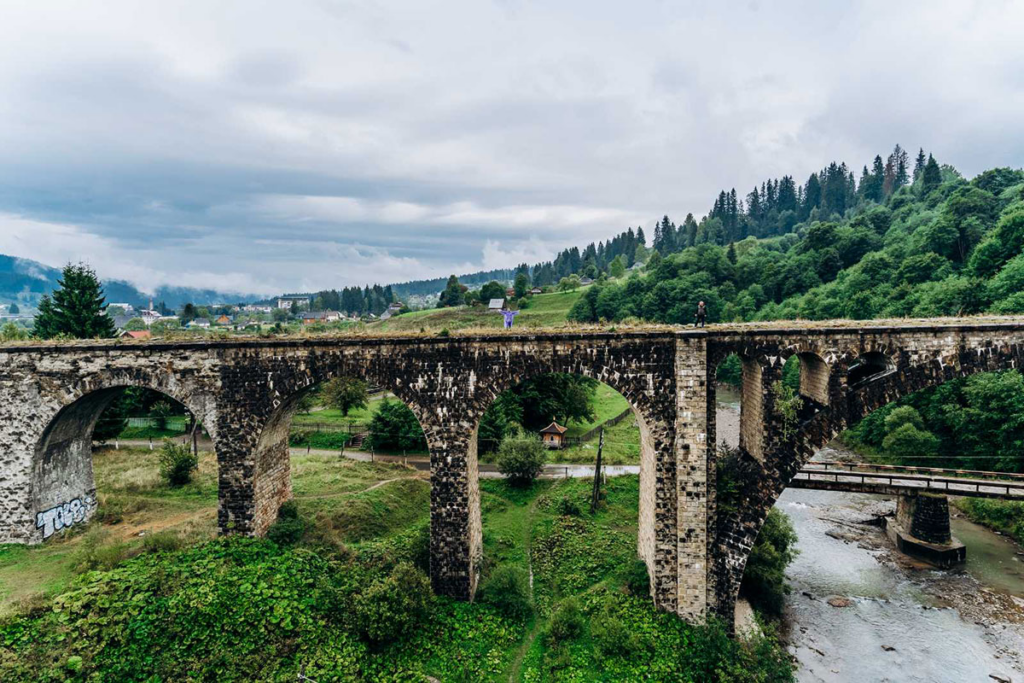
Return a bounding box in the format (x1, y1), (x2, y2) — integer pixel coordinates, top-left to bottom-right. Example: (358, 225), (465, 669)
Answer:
(539, 422), (568, 449)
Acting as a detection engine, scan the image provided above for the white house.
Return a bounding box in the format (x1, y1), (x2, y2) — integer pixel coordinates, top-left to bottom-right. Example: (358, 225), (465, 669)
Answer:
(276, 295), (311, 309)
(488, 298), (506, 311)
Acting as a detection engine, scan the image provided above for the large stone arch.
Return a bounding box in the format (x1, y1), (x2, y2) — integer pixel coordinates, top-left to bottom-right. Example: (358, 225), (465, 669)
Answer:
(13, 370), (218, 544)
(710, 337), (1024, 621)
(460, 334), (681, 611)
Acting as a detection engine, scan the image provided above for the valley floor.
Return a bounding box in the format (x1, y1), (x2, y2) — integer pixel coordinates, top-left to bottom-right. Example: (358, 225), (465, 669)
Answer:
(0, 447), (792, 682)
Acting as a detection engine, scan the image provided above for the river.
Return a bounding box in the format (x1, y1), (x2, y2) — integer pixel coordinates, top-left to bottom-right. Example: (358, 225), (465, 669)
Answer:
(716, 385), (1024, 683)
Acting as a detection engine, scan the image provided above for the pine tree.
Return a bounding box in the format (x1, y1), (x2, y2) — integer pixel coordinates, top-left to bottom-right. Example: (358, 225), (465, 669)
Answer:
(726, 241), (737, 264)
(33, 263), (115, 339)
(892, 144), (909, 190)
(914, 148), (927, 180)
(922, 154), (942, 193)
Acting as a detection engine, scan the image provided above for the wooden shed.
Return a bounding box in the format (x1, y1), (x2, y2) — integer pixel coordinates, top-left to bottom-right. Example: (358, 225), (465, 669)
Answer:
(539, 422), (568, 449)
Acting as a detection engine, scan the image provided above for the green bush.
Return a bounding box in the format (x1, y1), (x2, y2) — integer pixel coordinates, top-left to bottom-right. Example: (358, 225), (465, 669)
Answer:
(740, 508), (799, 616)
(481, 565), (533, 619)
(142, 531), (182, 554)
(352, 562), (432, 643)
(590, 604), (641, 656)
(366, 398), (427, 452)
(266, 500), (307, 546)
(496, 427), (546, 487)
(554, 494), (582, 516)
(71, 528), (134, 573)
(157, 441), (198, 487)
(623, 557), (650, 596)
(548, 597), (585, 644)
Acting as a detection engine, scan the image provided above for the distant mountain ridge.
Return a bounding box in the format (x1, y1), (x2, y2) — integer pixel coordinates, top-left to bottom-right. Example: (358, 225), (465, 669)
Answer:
(0, 254), (258, 310)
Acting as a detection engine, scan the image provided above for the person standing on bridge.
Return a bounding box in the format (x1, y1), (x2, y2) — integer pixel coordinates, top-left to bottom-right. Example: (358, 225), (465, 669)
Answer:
(694, 300), (707, 328)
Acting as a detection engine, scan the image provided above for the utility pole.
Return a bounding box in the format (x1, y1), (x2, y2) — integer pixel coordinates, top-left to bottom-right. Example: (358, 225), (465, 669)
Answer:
(590, 427), (604, 514)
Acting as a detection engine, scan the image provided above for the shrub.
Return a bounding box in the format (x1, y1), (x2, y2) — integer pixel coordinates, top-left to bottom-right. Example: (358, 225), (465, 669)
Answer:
(496, 427), (546, 487)
(71, 528), (134, 573)
(740, 508), (798, 616)
(548, 597), (585, 644)
(142, 531), (182, 554)
(267, 500), (307, 546)
(883, 405), (925, 433)
(554, 494), (582, 517)
(353, 562), (432, 643)
(158, 441), (198, 487)
(882, 423), (940, 460)
(623, 558), (650, 596)
(481, 565), (533, 619)
(590, 605), (640, 656)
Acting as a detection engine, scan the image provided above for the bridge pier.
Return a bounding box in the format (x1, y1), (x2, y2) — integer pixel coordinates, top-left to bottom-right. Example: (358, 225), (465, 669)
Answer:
(885, 492), (965, 568)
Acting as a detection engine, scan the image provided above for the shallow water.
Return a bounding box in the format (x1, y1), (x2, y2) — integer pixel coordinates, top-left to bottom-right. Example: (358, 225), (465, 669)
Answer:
(715, 391), (1024, 683)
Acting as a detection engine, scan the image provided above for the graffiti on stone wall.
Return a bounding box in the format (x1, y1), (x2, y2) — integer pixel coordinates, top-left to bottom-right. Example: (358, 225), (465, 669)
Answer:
(35, 495), (96, 539)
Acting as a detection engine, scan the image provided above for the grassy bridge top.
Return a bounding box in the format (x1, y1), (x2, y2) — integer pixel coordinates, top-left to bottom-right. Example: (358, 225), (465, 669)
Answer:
(2, 315), (1024, 353)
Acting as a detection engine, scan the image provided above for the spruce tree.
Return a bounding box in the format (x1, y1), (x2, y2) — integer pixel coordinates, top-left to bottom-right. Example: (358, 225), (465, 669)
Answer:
(33, 263), (115, 339)
(922, 154), (942, 193)
(914, 148), (927, 180)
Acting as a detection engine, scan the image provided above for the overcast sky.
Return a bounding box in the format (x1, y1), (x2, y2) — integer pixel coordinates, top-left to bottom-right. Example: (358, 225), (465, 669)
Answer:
(0, 1), (1021, 295)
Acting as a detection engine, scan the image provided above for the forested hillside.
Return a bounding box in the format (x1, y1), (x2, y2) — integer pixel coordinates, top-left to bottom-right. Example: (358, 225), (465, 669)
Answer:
(558, 148), (1024, 324)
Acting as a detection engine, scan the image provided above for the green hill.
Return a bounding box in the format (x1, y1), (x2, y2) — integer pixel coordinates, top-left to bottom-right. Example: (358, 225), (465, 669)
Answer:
(373, 287), (586, 333)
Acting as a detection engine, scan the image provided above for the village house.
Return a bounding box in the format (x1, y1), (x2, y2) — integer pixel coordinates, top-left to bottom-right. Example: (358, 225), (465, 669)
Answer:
(242, 304), (273, 314)
(488, 298), (506, 311)
(579, 276), (594, 286)
(539, 422), (568, 449)
(301, 310), (341, 324)
(276, 295), (310, 310)
(117, 329), (152, 340)
(187, 319), (210, 329)
(529, 287), (543, 295)
(214, 314), (232, 325)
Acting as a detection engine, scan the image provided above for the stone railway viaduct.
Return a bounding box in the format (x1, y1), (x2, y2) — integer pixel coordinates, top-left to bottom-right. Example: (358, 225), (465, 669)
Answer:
(2, 319), (1023, 624)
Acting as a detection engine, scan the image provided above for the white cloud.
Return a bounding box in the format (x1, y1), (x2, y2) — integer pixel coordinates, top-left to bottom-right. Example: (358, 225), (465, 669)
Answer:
(0, 1), (1020, 293)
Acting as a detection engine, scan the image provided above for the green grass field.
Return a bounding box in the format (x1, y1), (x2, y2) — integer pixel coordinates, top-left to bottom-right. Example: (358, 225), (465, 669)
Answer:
(373, 288), (585, 333)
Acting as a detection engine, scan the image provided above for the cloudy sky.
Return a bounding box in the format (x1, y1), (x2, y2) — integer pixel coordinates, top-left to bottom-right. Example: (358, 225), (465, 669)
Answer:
(0, 1), (1021, 295)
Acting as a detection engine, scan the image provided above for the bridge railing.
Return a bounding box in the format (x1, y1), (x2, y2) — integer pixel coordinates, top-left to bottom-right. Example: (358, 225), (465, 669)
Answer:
(793, 467), (1024, 500)
(805, 461), (1024, 482)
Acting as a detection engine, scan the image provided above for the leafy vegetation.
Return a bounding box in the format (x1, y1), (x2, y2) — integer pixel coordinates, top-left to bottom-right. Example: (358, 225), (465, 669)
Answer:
(495, 427), (547, 486)
(365, 397), (428, 452)
(0, 450), (794, 681)
(843, 369), (1024, 472)
(157, 441), (198, 487)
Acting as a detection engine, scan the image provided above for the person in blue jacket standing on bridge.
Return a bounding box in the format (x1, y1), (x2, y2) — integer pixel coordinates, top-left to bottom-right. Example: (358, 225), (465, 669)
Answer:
(694, 300), (707, 328)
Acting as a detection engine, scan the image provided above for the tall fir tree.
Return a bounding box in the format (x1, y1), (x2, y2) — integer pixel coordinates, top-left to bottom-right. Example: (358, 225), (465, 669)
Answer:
(914, 148), (927, 180)
(922, 154), (942, 193)
(33, 263), (116, 339)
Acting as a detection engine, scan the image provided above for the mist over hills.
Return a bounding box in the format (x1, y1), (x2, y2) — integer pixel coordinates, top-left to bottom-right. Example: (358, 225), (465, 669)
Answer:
(0, 254), (258, 310)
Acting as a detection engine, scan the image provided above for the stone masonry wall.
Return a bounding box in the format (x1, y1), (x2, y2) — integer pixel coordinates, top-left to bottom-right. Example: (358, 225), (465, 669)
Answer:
(3, 320), (1024, 625)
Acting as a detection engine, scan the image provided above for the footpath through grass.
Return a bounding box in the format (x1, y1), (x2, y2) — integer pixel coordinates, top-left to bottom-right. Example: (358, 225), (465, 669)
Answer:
(0, 450), (793, 682)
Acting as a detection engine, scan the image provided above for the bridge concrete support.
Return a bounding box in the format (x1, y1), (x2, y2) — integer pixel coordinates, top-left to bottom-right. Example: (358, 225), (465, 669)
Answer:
(886, 493), (965, 568)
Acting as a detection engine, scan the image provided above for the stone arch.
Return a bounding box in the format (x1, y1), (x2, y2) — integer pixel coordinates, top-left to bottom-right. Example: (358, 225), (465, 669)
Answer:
(466, 349), (676, 610)
(712, 341), (1024, 621)
(246, 354), (434, 536)
(29, 376), (216, 544)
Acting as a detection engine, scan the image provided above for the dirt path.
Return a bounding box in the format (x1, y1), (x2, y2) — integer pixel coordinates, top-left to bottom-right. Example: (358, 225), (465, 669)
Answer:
(504, 483), (554, 683)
